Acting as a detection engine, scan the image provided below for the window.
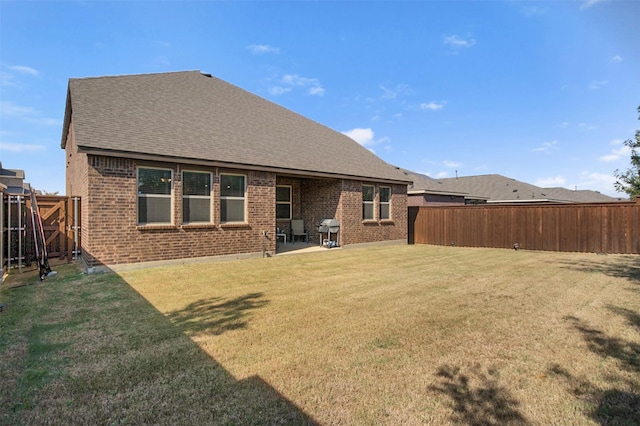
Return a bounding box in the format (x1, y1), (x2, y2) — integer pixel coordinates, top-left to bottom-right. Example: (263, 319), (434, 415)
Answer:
(362, 184), (375, 220)
(137, 167), (172, 224)
(220, 174), (246, 223)
(182, 171), (211, 223)
(380, 186), (391, 220)
(276, 185), (292, 220)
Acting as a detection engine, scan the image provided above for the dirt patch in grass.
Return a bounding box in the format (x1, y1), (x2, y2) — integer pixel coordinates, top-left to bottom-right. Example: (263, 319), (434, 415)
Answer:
(2, 245), (639, 424)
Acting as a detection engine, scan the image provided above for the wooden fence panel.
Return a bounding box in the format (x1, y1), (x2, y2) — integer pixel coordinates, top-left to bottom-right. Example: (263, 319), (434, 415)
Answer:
(408, 199), (640, 254)
(30, 195), (81, 261)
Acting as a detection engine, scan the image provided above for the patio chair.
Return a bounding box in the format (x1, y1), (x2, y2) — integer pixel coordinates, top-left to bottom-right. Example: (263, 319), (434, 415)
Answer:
(291, 219), (308, 243)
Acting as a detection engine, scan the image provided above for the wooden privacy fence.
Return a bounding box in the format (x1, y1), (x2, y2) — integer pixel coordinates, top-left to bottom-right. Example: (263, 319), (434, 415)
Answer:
(408, 198), (640, 254)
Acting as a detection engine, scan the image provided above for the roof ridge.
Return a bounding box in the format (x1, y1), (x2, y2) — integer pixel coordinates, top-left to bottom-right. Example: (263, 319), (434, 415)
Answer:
(69, 69), (201, 81)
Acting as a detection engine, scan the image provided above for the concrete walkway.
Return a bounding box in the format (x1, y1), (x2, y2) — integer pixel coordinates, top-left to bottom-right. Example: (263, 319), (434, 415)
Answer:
(276, 242), (340, 256)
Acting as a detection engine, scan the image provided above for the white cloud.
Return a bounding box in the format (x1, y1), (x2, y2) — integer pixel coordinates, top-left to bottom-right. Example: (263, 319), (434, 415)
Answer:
(580, 0), (609, 10)
(578, 122), (598, 131)
(0, 142), (45, 152)
(269, 74), (324, 96)
(379, 84), (409, 100)
(443, 35), (476, 51)
(612, 55), (623, 63)
(443, 160), (461, 168)
(577, 171), (618, 195)
(535, 176), (566, 187)
(25, 117), (61, 126)
(151, 55), (170, 68)
(532, 140), (558, 152)
(589, 80), (608, 90)
(282, 74), (312, 86)
(420, 101), (445, 111)
(308, 85), (325, 96)
(247, 44), (280, 54)
(341, 128), (375, 146)
(599, 140), (631, 162)
(268, 86), (291, 95)
(521, 6), (546, 17)
(0, 72), (16, 87)
(435, 171), (449, 179)
(8, 65), (39, 76)
(0, 101), (59, 126)
(380, 85), (397, 100)
(0, 101), (37, 116)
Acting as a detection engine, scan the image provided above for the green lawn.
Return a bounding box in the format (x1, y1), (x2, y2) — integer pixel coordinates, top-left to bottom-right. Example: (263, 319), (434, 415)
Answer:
(1, 245), (639, 425)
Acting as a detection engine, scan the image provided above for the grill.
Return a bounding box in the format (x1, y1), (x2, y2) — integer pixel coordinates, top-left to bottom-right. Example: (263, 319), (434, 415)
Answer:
(318, 219), (340, 248)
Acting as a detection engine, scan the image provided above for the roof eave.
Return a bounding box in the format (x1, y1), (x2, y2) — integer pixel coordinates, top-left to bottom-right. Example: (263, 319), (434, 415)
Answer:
(60, 87), (72, 149)
(78, 146), (412, 185)
(486, 198), (571, 204)
(408, 189), (470, 197)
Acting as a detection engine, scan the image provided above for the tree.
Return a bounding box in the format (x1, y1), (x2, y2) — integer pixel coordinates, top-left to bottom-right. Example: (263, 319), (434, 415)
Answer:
(613, 106), (640, 198)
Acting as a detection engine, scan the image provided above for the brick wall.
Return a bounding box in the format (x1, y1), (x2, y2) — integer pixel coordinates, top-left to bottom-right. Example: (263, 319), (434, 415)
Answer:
(78, 156), (276, 267)
(68, 151), (408, 267)
(301, 179), (342, 244)
(300, 178), (407, 246)
(64, 119), (90, 260)
(337, 181), (407, 246)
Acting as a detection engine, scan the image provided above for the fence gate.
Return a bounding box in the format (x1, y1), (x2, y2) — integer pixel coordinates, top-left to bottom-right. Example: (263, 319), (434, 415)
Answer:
(2, 194), (81, 278)
(35, 196), (69, 259)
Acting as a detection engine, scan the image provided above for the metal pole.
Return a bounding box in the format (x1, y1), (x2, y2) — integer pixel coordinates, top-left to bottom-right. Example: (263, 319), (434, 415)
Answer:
(7, 195), (11, 271)
(18, 195), (22, 273)
(0, 192), (4, 284)
(73, 196), (79, 260)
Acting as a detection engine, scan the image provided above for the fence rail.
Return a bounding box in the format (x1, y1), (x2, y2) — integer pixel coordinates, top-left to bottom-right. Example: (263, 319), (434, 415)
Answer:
(408, 199), (640, 254)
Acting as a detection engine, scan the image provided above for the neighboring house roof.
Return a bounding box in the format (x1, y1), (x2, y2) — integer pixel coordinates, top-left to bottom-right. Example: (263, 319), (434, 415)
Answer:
(0, 162), (29, 195)
(408, 172), (622, 203)
(404, 169), (471, 197)
(61, 70), (410, 184)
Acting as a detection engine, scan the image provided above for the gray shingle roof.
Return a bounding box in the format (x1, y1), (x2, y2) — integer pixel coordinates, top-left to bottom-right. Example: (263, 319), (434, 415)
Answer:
(61, 70), (409, 183)
(409, 172), (622, 203)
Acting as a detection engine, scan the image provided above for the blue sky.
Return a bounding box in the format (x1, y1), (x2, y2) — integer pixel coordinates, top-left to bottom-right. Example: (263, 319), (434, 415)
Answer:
(1, 0), (639, 197)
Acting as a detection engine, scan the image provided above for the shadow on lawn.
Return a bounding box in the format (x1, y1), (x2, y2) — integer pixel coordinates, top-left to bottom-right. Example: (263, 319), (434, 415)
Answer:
(549, 311), (640, 424)
(167, 292), (268, 336)
(564, 315), (640, 374)
(429, 364), (529, 425)
(559, 255), (640, 285)
(1, 267), (318, 425)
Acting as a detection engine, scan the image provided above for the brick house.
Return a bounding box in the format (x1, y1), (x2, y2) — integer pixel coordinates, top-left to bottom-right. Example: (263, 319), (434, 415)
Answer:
(61, 71), (411, 269)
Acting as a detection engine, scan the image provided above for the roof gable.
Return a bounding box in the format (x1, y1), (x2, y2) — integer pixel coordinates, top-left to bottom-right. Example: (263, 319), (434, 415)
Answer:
(62, 70), (409, 183)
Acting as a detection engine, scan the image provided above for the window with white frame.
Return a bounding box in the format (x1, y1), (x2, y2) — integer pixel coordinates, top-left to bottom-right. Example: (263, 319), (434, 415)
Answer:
(276, 185), (292, 220)
(137, 167), (172, 224)
(182, 171), (211, 223)
(220, 174), (246, 223)
(380, 186), (391, 220)
(362, 184), (375, 220)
